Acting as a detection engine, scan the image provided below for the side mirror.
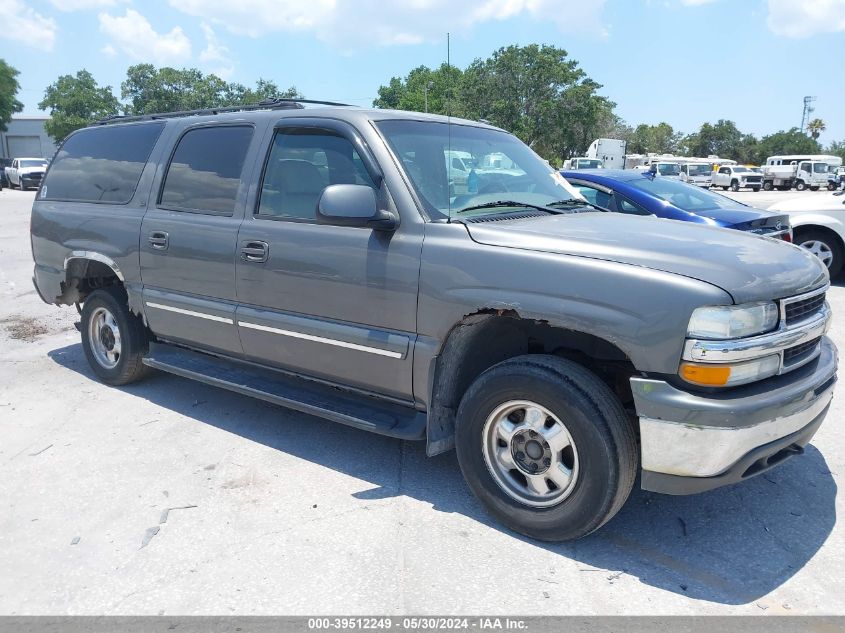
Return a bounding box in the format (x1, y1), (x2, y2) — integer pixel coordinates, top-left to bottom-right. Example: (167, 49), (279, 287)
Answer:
(316, 184), (397, 231)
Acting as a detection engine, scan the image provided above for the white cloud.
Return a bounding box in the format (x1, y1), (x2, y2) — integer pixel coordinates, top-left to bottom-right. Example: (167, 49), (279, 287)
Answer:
(199, 22), (234, 79)
(50, 0), (122, 10)
(0, 0), (57, 51)
(101, 44), (117, 56)
(99, 8), (192, 65)
(766, 0), (845, 38)
(680, 0), (719, 5)
(168, 0), (608, 48)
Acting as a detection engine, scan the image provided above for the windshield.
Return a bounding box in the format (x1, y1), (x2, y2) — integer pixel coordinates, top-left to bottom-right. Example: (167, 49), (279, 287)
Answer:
(687, 164), (710, 176)
(376, 120), (582, 219)
(629, 176), (745, 212)
(814, 163), (829, 173)
(657, 163), (681, 176)
(577, 159), (602, 169)
(20, 159), (47, 168)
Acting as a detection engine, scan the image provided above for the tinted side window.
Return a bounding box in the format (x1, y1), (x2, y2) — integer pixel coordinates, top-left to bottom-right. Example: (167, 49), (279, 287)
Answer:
(615, 194), (651, 215)
(257, 129), (375, 221)
(160, 125), (253, 215)
(572, 184), (611, 209)
(41, 123), (163, 203)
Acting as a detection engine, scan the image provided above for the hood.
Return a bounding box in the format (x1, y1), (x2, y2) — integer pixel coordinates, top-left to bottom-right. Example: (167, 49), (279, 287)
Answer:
(769, 192), (845, 213)
(463, 212), (826, 304)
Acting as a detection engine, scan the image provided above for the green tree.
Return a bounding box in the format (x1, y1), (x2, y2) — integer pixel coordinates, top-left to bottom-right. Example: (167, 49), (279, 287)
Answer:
(373, 63), (463, 115)
(827, 140), (845, 162)
(806, 118), (826, 140)
(0, 59), (24, 132)
(458, 44), (614, 160)
(682, 120), (744, 158)
(626, 122), (681, 154)
(38, 70), (121, 142)
(121, 65), (301, 115)
(756, 128), (821, 161)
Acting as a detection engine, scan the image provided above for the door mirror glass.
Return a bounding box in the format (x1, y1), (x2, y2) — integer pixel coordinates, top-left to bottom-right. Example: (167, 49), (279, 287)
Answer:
(316, 184), (396, 231)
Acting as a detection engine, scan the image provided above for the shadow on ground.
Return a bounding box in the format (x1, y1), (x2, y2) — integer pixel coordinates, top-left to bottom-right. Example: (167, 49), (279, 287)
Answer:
(49, 343), (837, 606)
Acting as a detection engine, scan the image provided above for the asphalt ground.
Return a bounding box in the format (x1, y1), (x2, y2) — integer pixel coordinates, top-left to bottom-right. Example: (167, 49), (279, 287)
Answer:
(0, 186), (842, 615)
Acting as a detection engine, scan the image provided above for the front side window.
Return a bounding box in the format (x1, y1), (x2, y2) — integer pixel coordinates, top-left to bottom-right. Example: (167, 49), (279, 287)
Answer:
(41, 123), (164, 203)
(572, 184), (611, 208)
(257, 128), (375, 221)
(160, 125), (253, 214)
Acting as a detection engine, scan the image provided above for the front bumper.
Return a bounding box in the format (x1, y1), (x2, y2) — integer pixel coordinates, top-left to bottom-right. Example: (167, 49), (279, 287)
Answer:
(631, 336), (837, 495)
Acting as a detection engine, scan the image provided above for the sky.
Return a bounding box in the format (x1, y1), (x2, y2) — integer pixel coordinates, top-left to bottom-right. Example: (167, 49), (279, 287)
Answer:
(2, 0), (844, 145)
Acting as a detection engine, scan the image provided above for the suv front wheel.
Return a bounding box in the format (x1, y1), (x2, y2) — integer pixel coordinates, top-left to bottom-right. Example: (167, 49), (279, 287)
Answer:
(455, 355), (638, 541)
(81, 287), (151, 385)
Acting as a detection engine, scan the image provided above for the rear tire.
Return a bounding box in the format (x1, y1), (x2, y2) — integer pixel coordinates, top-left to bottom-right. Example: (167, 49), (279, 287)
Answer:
(455, 354), (638, 542)
(80, 287), (152, 385)
(795, 229), (843, 278)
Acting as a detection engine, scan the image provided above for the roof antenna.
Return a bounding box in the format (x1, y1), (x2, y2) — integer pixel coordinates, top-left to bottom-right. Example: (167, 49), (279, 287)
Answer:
(447, 31), (452, 223)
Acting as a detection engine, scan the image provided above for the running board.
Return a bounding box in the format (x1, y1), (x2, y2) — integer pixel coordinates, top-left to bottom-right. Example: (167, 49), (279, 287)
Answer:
(142, 343), (426, 441)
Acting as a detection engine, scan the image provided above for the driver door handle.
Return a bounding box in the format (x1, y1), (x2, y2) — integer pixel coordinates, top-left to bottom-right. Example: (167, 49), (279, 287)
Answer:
(149, 230), (169, 250)
(241, 240), (269, 263)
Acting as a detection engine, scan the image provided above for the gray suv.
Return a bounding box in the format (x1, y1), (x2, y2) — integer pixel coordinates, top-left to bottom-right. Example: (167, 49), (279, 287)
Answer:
(30, 100), (837, 541)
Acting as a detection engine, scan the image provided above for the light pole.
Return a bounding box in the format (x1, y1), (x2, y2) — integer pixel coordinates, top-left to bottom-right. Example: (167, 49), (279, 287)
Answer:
(424, 81), (434, 113)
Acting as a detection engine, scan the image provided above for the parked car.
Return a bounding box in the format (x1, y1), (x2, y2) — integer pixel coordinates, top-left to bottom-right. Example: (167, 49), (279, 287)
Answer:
(561, 169), (791, 241)
(712, 165), (763, 191)
(5, 157), (48, 190)
(769, 191), (845, 276)
(31, 101), (836, 542)
(678, 162), (712, 188)
(0, 158), (11, 189)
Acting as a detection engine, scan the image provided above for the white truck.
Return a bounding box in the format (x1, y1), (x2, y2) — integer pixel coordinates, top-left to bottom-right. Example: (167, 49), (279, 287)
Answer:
(4, 157), (49, 190)
(712, 165), (763, 192)
(678, 161), (713, 187)
(762, 155), (843, 191)
(585, 138), (626, 169)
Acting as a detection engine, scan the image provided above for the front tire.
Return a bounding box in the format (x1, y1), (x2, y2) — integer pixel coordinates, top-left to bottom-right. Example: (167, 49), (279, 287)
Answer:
(796, 229), (844, 278)
(796, 181), (807, 191)
(455, 355), (638, 542)
(730, 180), (740, 192)
(81, 287), (151, 385)
(752, 187), (760, 192)
(763, 181), (773, 191)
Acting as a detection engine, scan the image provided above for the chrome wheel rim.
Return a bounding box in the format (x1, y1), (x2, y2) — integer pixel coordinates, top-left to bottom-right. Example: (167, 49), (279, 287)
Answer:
(482, 400), (579, 508)
(800, 240), (834, 268)
(88, 306), (122, 369)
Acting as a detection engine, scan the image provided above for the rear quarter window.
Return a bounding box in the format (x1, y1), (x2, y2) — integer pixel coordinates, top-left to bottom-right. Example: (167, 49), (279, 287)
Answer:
(41, 123), (164, 204)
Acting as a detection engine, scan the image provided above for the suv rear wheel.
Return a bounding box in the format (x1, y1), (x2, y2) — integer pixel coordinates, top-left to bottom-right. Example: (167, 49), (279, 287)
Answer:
(81, 287), (151, 385)
(455, 355), (637, 541)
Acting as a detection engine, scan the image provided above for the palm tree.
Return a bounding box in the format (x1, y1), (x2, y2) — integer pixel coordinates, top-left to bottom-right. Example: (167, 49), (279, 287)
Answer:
(807, 118), (826, 140)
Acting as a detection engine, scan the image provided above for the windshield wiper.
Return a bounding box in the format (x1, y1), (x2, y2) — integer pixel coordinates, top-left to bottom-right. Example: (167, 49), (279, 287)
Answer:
(454, 200), (564, 215)
(546, 198), (609, 213)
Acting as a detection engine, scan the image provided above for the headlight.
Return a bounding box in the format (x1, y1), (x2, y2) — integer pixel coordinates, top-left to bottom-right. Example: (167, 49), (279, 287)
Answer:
(680, 354), (780, 387)
(687, 302), (778, 339)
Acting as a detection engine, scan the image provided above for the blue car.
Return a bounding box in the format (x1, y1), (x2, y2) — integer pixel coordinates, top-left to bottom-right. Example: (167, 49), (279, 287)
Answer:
(561, 169), (792, 242)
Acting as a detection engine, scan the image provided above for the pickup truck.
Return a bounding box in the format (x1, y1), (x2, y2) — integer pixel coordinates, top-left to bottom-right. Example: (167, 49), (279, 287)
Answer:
(5, 157), (48, 190)
(712, 165), (762, 192)
(30, 101), (837, 541)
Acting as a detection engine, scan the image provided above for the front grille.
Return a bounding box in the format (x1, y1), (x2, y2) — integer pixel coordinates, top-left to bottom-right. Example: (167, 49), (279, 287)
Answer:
(746, 176), (762, 183)
(783, 337), (821, 365)
(784, 292), (826, 325)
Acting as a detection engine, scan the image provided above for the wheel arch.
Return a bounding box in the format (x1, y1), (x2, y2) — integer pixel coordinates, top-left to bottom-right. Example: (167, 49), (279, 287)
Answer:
(60, 251), (126, 305)
(426, 310), (637, 456)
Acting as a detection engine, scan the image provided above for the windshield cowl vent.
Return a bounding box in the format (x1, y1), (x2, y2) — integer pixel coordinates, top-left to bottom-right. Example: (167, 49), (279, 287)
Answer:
(462, 211), (549, 223)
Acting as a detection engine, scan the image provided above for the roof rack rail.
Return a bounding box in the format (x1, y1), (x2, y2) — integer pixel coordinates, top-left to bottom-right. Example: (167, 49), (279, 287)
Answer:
(93, 98), (353, 126)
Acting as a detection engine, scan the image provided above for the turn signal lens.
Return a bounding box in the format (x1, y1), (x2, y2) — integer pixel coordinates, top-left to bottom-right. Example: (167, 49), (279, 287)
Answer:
(680, 354), (780, 387)
(680, 363), (732, 386)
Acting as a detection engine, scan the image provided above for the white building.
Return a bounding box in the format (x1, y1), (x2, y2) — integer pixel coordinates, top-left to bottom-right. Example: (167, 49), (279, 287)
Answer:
(0, 116), (58, 159)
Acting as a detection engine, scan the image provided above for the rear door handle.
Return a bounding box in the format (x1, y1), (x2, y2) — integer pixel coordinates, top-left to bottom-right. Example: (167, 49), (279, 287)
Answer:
(149, 231), (169, 250)
(241, 240), (269, 263)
